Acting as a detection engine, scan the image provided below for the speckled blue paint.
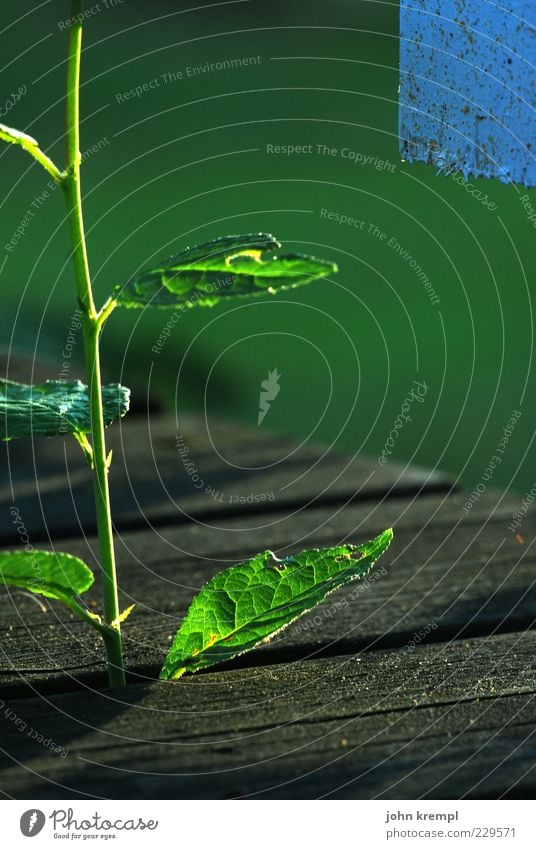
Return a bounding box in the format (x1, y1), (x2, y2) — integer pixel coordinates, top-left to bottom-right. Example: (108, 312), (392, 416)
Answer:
(399, 0), (536, 186)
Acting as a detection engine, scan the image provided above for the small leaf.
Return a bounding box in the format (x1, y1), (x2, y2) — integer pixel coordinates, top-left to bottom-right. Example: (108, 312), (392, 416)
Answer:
(113, 604), (136, 626)
(160, 529), (393, 681)
(0, 122), (39, 150)
(114, 233), (337, 309)
(0, 379), (130, 440)
(0, 550), (94, 604)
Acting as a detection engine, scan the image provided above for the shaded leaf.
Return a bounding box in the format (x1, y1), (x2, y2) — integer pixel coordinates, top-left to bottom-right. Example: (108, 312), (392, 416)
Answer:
(160, 529), (393, 681)
(0, 549), (93, 603)
(114, 233), (337, 309)
(0, 379), (130, 440)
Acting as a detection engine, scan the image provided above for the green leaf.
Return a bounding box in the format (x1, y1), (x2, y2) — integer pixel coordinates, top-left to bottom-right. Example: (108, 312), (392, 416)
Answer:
(0, 550), (94, 604)
(112, 604), (136, 626)
(160, 528), (393, 681)
(0, 379), (130, 441)
(114, 233), (337, 309)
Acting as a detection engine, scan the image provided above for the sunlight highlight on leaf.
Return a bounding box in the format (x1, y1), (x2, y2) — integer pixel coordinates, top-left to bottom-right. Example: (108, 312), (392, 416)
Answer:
(160, 529), (393, 680)
(114, 233), (337, 309)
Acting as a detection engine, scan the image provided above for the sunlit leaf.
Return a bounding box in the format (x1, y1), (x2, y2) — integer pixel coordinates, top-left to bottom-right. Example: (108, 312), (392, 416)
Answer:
(0, 549), (93, 603)
(113, 604), (136, 626)
(160, 529), (393, 680)
(114, 233), (337, 309)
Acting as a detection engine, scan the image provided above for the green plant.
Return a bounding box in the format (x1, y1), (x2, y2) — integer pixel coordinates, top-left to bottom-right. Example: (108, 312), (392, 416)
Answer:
(0, 0), (393, 687)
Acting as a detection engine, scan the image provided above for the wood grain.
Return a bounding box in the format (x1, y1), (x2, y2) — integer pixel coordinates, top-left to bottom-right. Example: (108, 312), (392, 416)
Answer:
(0, 416), (453, 543)
(1, 415), (533, 800)
(1, 631), (535, 799)
(0, 491), (532, 697)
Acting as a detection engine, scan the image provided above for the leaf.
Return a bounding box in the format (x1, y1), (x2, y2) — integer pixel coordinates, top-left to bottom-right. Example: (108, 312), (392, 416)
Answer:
(0, 122), (39, 150)
(0, 550), (94, 604)
(160, 528), (393, 681)
(114, 233), (337, 309)
(0, 379), (130, 440)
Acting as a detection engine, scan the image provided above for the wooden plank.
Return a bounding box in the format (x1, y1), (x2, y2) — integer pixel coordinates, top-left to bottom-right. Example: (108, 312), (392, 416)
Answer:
(0, 416), (453, 542)
(0, 490), (532, 696)
(1, 631), (535, 799)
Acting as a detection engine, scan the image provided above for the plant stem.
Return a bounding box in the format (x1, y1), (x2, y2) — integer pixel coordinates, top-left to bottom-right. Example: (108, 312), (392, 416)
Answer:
(62, 0), (125, 687)
(20, 138), (64, 184)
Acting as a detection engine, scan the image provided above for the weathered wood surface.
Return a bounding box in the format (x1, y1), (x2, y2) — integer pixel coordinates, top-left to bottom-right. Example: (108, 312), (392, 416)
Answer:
(0, 415), (534, 799)
(0, 491), (532, 696)
(1, 632), (535, 799)
(0, 416), (452, 542)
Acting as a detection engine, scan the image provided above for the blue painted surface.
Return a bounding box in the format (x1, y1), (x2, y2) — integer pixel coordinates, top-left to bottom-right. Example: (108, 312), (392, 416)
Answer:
(399, 0), (536, 186)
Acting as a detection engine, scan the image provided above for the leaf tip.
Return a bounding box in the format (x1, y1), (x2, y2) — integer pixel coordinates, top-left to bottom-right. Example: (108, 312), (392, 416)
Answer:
(374, 527), (394, 556)
(378, 526), (393, 541)
(160, 665), (186, 682)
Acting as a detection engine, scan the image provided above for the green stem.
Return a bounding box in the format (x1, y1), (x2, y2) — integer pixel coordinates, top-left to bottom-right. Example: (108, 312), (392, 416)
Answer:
(61, 595), (107, 635)
(62, 0), (125, 688)
(20, 138), (63, 184)
(0, 123), (63, 183)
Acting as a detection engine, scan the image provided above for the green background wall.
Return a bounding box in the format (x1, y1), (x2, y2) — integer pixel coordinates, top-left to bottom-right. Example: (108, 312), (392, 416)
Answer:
(1, 0), (534, 495)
